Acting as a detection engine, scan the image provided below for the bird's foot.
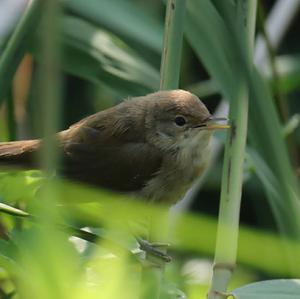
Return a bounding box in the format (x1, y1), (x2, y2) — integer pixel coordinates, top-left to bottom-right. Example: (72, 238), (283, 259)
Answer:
(137, 238), (172, 265)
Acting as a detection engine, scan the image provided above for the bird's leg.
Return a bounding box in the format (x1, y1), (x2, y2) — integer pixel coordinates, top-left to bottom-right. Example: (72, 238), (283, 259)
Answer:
(127, 219), (171, 265)
(137, 238), (172, 264)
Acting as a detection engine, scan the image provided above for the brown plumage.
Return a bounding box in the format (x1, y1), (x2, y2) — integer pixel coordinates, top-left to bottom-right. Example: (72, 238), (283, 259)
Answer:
(0, 140), (40, 167)
(0, 90), (227, 203)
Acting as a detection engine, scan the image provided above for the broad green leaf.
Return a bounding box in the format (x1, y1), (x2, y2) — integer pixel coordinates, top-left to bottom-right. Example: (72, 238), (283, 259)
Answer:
(1, 176), (300, 277)
(58, 16), (160, 96)
(12, 225), (80, 299)
(185, 0), (239, 100)
(186, 0), (300, 239)
(188, 54), (300, 98)
(247, 70), (300, 236)
(0, 239), (18, 272)
(231, 279), (300, 299)
(63, 0), (163, 54)
(0, 170), (43, 203)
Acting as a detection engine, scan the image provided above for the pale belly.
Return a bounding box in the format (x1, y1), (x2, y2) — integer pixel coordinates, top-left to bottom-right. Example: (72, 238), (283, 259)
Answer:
(141, 133), (211, 203)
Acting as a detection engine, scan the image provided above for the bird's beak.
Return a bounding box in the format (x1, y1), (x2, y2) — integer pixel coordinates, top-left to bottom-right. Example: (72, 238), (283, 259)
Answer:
(193, 117), (230, 130)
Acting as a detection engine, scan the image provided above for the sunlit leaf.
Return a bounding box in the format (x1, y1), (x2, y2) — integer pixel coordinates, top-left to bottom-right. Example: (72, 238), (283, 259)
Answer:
(63, 0), (163, 54)
(231, 279), (300, 299)
(59, 16), (160, 96)
(0, 170), (44, 203)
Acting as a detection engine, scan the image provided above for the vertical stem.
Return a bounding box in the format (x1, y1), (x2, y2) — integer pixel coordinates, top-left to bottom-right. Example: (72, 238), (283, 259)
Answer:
(208, 1), (257, 298)
(38, 0), (61, 175)
(141, 1), (186, 299)
(6, 88), (17, 141)
(209, 85), (248, 299)
(35, 0), (61, 224)
(160, 0), (186, 90)
(247, 1), (258, 55)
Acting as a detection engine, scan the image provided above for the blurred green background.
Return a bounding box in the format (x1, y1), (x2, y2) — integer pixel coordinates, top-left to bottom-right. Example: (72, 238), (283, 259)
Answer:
(0, 0), (300, 298)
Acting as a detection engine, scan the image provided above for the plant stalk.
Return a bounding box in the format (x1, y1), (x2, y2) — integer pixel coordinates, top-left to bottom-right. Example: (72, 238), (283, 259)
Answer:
(141, 1), (186, 299)
(160, 0), (186, 90)
(6, 88), (17, 141)
(208, 1), (257, 298)
(38, 0), (61, 175)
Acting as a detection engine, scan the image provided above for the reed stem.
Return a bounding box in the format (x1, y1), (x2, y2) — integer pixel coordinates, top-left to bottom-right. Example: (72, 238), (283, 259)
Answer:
(141, 1), (186, 299)
(208, 1), (257, 298)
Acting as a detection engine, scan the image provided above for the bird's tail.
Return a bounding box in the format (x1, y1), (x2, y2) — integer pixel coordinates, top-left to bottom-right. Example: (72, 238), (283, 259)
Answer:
(0, 140), (40, 168)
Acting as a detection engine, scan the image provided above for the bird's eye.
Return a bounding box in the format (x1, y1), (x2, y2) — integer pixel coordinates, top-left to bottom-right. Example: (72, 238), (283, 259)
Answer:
(174, 116), (186, 127)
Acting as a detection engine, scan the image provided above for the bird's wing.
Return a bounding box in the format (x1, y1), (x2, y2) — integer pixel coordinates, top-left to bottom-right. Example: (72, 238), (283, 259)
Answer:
(60, 113), (163, 193)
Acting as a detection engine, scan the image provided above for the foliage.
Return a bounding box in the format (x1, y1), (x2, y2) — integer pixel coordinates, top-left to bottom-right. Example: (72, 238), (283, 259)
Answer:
(0, 0), (300, 298)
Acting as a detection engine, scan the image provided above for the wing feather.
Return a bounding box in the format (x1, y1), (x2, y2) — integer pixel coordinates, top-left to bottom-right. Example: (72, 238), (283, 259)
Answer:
(60, 102), (163, 192)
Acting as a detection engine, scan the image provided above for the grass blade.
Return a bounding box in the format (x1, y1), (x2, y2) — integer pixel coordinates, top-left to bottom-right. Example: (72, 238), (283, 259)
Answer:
(160, 0), (186, 90)
(0, 0), (43, 104)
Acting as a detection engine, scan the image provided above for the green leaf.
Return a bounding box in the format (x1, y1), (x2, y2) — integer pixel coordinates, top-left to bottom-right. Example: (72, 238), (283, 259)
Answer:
(57, 16), (160, 96)
(0, 202), (29, 217)
(185, 0), (239, 100)
(231, 279), (300, 299)
(0, 239), (18, 273)
(186, 0), (300, 239)
(0, 0), (43, 104)
(63, 0), (163, 54)
(0, 170), (43, 203)
(266, 55), (300, 94)
(187, 54), (300, 98)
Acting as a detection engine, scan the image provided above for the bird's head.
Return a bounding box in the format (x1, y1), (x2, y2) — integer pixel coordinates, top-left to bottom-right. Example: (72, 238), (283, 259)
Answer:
(143, 90), (229, 151)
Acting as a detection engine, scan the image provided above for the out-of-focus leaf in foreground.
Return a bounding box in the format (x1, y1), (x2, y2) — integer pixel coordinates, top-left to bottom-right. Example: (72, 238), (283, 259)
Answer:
(0, 170), (43, 203)
(1, 174), (300, 277)
(231, 279), (300, 299)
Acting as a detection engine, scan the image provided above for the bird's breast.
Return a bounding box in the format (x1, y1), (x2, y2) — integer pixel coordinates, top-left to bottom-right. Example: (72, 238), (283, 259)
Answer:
(141, 131), (211, 203)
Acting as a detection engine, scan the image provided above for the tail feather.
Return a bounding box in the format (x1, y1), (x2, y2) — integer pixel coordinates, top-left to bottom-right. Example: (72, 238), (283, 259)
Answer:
(0, 140), (40, 168)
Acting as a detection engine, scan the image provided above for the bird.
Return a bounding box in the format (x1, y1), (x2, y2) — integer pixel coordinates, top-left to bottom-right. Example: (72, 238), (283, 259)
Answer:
(0, 90), (229, 204)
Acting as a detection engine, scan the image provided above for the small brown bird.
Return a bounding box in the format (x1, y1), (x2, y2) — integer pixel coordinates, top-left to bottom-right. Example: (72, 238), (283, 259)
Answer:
(0, 90), (228, 203)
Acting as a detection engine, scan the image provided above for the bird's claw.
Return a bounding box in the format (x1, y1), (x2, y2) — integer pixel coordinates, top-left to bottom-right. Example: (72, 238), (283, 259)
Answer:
(137, 238), (172, 263)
